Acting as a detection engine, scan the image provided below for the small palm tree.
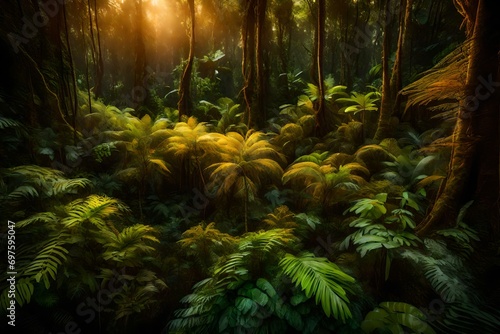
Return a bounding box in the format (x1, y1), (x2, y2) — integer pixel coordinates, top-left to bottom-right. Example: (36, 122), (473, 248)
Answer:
(337, 91), (380, 140)
(162, 117), (222, 189)
(105, 114), (172, 217)
(178, 222), (237, 274)
(283, 152), (369, 210)
(206, 131), (286, 232)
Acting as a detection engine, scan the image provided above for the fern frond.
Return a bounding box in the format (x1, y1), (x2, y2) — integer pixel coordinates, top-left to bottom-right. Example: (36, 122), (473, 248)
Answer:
(279, 252), (355, 322)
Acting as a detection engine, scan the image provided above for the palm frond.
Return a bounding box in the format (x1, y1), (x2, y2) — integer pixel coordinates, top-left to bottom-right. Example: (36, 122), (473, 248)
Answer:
(279, 252), (355, 322)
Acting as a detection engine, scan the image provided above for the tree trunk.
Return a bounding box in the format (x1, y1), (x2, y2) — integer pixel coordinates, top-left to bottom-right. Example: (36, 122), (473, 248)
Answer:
(314, 0), (327, 136)
(93, 0), (104, 99)
(178, 0), (195, 120)
(241, 0), (257, 127)
(416, 0), (500, 236)
(374, 0), (394, 140)
(134, 0), (147, 114)
(254, 0), (268, 128)
(389, 0), (406, 112)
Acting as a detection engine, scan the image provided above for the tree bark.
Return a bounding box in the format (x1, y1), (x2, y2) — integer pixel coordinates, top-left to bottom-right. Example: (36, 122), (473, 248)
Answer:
(254, 0), (268, 128)
(416, 0), (500, 236)
(241, 0), (257, 127)
(374, 0), (394, 140)
(314, 0), (327, 136)
(178, 0), (195, 120)
(134, 0), (147, 114)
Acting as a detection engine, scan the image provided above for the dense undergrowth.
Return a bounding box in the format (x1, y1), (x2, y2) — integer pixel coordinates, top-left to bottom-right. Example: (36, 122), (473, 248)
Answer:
(1, 85), (500, 333)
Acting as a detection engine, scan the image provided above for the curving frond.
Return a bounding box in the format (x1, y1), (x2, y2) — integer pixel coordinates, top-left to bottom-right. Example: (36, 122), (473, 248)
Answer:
(62, 195), (129, 231)
(102, 224), (159, 266)
(362, 301), (436, 334)
(279, 252), (355, 322)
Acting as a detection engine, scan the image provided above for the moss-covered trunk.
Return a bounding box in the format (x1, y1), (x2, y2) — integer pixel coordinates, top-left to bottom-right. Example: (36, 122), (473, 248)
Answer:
(416, 0), (500, 236)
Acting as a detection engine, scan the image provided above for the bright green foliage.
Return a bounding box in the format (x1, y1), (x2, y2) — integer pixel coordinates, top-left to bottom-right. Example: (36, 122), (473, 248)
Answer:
(342, 193), (421, 280)
(199, 97), (247, 134)
(2, 165), (90, 200)
(170, 228), (359, 333)
(279, 252), (355, 322)
(0, 192), (165, 322)
(303, 78), (348, 102)
(361, 301), (436, 334)
(101, 224), (159, 265)
(337, 91), (380, 115)
(345, 193), (388, 219)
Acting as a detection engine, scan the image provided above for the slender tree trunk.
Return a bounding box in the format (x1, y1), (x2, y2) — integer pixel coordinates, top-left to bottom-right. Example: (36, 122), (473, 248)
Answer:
(416, 0), (500, 236)
(178, 0), (195, 120)
(374, 0), (394, 140)
(392, 0), (412, 114)
(241, 0), (256, 127)
(254, 0), (268, 127)
(62, 1), (78, 144)
(93, 0), (104, 99)
(134, 0), (147, 113)
(314, 0), (327, 136)
(274, 0), (293, 102)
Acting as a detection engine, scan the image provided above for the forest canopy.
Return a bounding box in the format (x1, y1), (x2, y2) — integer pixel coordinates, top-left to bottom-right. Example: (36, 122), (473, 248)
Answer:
(1, 0), (499, 333)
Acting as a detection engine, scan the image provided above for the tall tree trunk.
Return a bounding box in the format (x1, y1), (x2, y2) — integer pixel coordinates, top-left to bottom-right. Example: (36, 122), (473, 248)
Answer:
(134, 0), (147, 114)
(374, 0), (394, 140)
(178, 0), (195, 120)
(62, 0), (78, 144)
(314, 0), (327, 136)
(391, 0), (412, 115)
(274, 0), (293, 102)
(241, 0), (257, 127)
(416, 0), (500, 236)
(254, 0), (268, 127)
(93, 0), (104, 99)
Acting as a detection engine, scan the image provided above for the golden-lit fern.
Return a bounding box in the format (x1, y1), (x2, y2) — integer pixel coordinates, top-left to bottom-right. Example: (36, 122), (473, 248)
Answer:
(178, 222), (237, 273)
(62, 194), (129, 233)
(101, 224), (159, 266)
(2, 165), (90, 200)
(262, 205), (297, 229)
(162, 117), (223, 187)
(207, 131), (286, 231)
(401, 41), (469, 121)
(283, 153), (368, 208)
(104, 114), (172, 215)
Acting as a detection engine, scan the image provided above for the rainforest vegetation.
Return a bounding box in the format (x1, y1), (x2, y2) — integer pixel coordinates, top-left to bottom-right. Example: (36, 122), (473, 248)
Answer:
(1, 0), (500, 333)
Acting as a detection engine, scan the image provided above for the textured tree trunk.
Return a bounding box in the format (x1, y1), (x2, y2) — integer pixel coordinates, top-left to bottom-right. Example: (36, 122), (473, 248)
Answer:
(374, 0), (394, 141)
(390, 0), (412, 114)
(254, 0), (268, 128)
(274, 0), (293, 102)
(93, 0), (104, 99)
(178, 0), (195, 120)
(134, 0), (147, 114)
(241, 0), (257, 127)
(314, 0), (327, 136)
(416, 0), (500, 236)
